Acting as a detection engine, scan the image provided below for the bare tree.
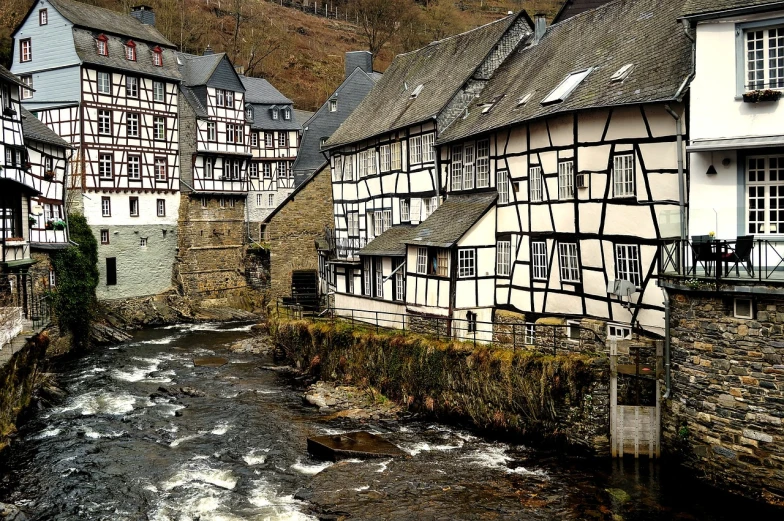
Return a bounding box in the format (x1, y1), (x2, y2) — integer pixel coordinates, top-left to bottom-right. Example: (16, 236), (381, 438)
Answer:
(354, 0), (416, 56)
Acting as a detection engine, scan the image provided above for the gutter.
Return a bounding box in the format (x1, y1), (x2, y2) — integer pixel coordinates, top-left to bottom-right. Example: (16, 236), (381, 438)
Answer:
(661, 286), (672, 399)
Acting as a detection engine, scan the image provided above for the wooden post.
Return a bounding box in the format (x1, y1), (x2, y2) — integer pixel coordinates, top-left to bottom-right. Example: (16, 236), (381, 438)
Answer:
(610, 337), (618, 458)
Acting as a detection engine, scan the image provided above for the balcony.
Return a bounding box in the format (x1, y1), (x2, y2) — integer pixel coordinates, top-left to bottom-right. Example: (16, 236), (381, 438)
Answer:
(321, 230), (367, 261)
(1, 238), (31, 265)
(659, 237), (784, 286)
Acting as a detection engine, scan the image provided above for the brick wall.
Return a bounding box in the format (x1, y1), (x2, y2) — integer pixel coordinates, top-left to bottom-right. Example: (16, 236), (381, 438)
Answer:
(264, 166), (333, 302)
(663, 288), (784, 505)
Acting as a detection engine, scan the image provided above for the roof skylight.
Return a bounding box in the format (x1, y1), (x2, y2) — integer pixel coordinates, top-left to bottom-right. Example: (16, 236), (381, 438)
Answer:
(516, 92), (533, 106)
(610, 63), (634, 82)
(541, 68), (592, 105)
(411, 84), (424, 98)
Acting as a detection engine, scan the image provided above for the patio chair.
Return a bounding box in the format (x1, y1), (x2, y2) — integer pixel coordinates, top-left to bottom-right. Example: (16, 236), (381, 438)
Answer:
(690, 235), (717, 275)
(722, 235), (755, 277)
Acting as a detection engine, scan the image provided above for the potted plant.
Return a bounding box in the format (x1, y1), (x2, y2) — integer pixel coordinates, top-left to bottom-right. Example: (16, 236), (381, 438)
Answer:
(45, 220), (54, 230)
(52, 219), (66, 231)
(5, 236), (24, 243)
(44, 170), (55, 180)
(742, 89), (782, 103)
(28, 215), (37, 227)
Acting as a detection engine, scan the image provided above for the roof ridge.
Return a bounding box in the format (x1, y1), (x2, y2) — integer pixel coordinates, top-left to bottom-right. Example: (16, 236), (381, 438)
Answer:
(395, 13), (516, 58)
(550, 0), (625, 27)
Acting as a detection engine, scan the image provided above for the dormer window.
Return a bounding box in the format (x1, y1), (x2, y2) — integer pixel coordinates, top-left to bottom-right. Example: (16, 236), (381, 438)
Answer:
(152, 46), (163, 67)
(96, 34), (108, 56)
(246, 106), (253, 119)
(125, 41), (136, 61)
(329, 99), (337, 112)
(39, 9), (48, 25)
(272, 108), (279, 120)
(283, 108), (291, 120)
(541, 68), (592, 105)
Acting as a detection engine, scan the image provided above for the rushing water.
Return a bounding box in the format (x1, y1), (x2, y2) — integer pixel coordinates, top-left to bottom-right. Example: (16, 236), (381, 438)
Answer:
(1, 323), (782, 520)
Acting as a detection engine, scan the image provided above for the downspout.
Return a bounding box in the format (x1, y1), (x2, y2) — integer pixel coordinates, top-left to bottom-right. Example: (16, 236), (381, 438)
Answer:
(661, 286), (672, 398)
(664, 104), (686, 242)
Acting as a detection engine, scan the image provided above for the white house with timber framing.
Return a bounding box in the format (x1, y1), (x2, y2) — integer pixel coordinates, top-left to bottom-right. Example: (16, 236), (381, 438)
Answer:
(11, 0), (181, 300)
(320, 12), (534, 319)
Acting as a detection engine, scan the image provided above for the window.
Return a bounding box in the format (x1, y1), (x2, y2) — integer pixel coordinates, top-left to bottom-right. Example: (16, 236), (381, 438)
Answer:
(264, 132), (273, 148)
(278, 132), (288, 147)
(267, 194), (274, 207)
(343, 155), (354, 181)
(542, 69), (592, 104)
(126, 76), (138, 98)
(127, 155), (140, 180)
(152, 47), (163, 67)
(97, 72), (110, 94)
(256, 194), (263, 207)
(529, 166), (543, 202)
(497, 170), (509, 204)
(380, 144), (391, 173)
(466, 311), (477, 333)
(375, 258), (383, 297)
(227, 125), (235, 144)
(140, 237), (147, 248)
(451, 145), (463, 191)
(371, 210), (391, 237)
(747, 156), (784, 234)
(615, 244), (641, 287)
(106, 257), (117, 286)
(558, 161), (574, 200)
(458, 249), (475, 278)
(416, 247), (428, 274)
(422, 133), (435, 163)
(476, 140), (490, 188)
(207, 122), (216, 141)
(235, 124), (243, 144)
(423, 196), (438, 220)
(249, 162), (258, 178)
(251, 132), (258, 147)
(98, 110), (111, 134)
(129, 197), (139, 217)
(157, 199), (165, 217)
(567, 320), (581, 342)
(391, 142), (402, 170)
(262, 163), (271, 178)
(216, 89), (225, 107)
(155, 157), (166, 182)
(39, 9), (48, 25)
(347, 268), (355, 294)
(44, 156), (53, 172)
(101, 196), (111, 216)
(99, 154), (112, 179)
(205, 159), (214, 179)
(347, 212), (359, 236)
(230, 160), (241, 180)
(284, 108), (291, 120)
(463, 144), (475, 190)
(497, 239), (511, 276)
(277, 160), (289, 178)
(745, 27), (784, 90)
(21, 76), (33, 99)
(367, 149), (376, 176)
(125, 41), (136, 61)
(126, 112), (139, 137)
(329, 99), (337, 112)
(400, 199), (410, 222)
(607, 324), (632, 340)
(153, 117), (165, 140)
(524, 324), (536, 345)
(20, 39), (31, 62)
(96, 36), (108, 56)
(394, 260), (405, 301)
(558, 242), (580, 283)
(153, 81), (164, 102)
(246, 107), (253, 120)
(613, 153), (635, 198)
(100, 229), (109, 244)
(271, 107), (278, 120)
(532, 241), (548, 280)
(734, 298), (754, 319)
(363, 258), (372, 295)
(410, 135), (422, 164)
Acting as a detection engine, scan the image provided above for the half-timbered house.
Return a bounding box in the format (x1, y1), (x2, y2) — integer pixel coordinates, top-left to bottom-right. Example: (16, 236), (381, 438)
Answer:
(241, 75), (299, 229)
(320, 12), (533, 319)
(176, 50), (251, 298)
(11, 0), (182, 300)
(427, 0), (692, 339)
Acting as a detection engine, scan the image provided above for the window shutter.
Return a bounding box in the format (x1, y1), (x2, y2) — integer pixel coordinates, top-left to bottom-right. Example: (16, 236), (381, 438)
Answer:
(410, 198), (422, 224)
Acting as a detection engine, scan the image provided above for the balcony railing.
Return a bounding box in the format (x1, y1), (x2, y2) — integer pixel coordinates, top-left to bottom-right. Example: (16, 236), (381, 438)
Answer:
(659, 238), (784, 283)
(1, 239), (30, 263)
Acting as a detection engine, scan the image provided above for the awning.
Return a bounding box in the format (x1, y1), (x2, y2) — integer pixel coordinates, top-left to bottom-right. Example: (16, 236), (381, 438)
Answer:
(687, 135), (784, 152)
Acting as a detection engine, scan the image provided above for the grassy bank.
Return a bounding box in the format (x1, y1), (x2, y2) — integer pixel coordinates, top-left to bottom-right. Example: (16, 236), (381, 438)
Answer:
(272, 317), (610, 452)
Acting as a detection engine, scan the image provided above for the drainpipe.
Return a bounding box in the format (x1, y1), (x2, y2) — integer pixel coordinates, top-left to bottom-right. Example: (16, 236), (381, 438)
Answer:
(664, 104), (686, 242)
(661, 287), (672, 399)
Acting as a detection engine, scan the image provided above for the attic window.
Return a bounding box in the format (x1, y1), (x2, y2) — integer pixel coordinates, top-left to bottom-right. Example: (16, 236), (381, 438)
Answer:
(152, 47), (163, 67)
(481, 103), (494, 114)
(330, 99), (337, 112)
(410, 84), (424, 98)
(284, 108), (291, 120)
(245, 106), (253, 119)
(610, 63), (634, 82)
(96, 34), (108, 56)
(516, 93), (533, 106)
(125, 40), (136, 61)
(272, 108), (279, 120)
(541, 68), (592, 105)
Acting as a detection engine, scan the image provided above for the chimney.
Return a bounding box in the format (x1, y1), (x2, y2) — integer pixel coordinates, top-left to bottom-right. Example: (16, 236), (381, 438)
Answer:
(345, 51), (373, 79)
(130, 5), (155, 26)
(203, 45), (214, 56)
(533, 13), (547, 44)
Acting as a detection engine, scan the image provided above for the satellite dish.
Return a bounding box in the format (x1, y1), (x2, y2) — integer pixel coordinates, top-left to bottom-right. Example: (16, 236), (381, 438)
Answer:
(607, 279), (637, 298)
(31, 205), (44, 216)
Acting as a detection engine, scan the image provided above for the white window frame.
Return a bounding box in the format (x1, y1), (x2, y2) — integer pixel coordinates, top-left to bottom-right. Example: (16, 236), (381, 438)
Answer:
(567, 320), (581, 342)
(98, 153), (112, 179)
(410, 135), (423, 164)
(607, 323), (632, 340)
(747, 155), (784, 234)
(422, 133), (435, 163)
(126, 76), (138, 98)
(416, 247), (428, 275)
(400, 199), (410, 222)
(380, 144), (391, 173)
(205, 159), (214, 179)
(615, 244), (641, 287)
(394, 261), (405, 301)
(262, 162), (271, 178)
(463, 144), (475, 190)
(129, 197), (139, 217)
(101, 197), (111, 217)
(558, 242), (580, 283)
(248, 162), (258, 178)
(207, 121), (216, 141)
(98, 110), (110, 134)
(613, 153), (635, 198)
(20, 39), (32, 62)
(127, 155), (140, 180)
(256, 194), (263, 207)
(745, 26), (784, 91)
(458, 249), (475, 278)
(153, 116), (165, 140)
(157, 199), (166, 217)
(39, 9), (48, 25)
(558, 161), (574, 200)
(140, 237), (147, 248)
(21, 76), (33, 100)
(375, 258), (383, 298)
(278, 132), (287, 147)
(391, 142), (402, 171)
(451, 145), (463, 191)
(497, 169), (509, 204)
(268, 193), (274, 208)
(100, 229), (109, 244)
(734, 298), (754, 319)
(347, 212), (359, 236)
(531, 241), (548, 281)
(96, 38), (107, 56)
(542, 69), (592, 104)
(476, 140), (490, 188)
(126, 112), (139, 137)
(524, 324), (536, 345)
(153, 81), (164, 102)
(152, 49), (162, 67)
(251, 132), (258, 147)
(264, 132), (273, 148)
(363, 258), (372, 295)
(154, 158), (166, 182)
(329, 99), (337, 112)
(496, 239), (511, 276)
(529, 166), (543, 202)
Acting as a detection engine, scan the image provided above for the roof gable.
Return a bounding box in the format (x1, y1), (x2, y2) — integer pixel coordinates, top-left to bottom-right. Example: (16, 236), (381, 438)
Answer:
(407, 193), (497, 248)
(177, 52), (244, 92)
(680, 0), (784, 19)
(21, 107), (70, 148)
(240, 76), (291, 105)
(553, 0), (616, 24)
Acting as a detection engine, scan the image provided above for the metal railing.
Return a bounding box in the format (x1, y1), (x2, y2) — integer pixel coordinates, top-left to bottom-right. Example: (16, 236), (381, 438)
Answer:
(276, 298), (605, 354)
(30, 295), (51, 331)
(659, 238), (784, 284)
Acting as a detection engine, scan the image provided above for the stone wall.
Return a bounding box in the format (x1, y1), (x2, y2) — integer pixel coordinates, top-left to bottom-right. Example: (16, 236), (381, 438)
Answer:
(178, 97), (197, 190)
(175, 194), (248, 300)
(663, 288), (784, 505)
(264, 166), (333, 302)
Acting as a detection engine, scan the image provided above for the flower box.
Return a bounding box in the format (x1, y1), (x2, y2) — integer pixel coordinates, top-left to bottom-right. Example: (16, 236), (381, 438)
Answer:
(28, 215), (37, 226)
(742, 89), (782, 103)
(5, 237), (24, 243)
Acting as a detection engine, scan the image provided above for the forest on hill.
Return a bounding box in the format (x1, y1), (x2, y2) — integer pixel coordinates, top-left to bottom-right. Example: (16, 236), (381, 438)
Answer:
(0, 0), (561, 110)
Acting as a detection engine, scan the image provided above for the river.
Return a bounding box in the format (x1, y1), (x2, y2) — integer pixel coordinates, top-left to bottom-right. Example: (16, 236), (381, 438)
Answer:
(0, 322), (781, 520)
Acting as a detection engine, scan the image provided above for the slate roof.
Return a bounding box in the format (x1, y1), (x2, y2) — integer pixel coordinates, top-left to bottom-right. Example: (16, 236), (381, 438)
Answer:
(177, 52), (226, 86)
(324, 13), (525, 150)
(406, 193), (497, 248)
(49, 0), (173, 45)
(20, 108), (70, 148)
(438, 0), (693, 145)
(74, 29), (181, 79)
(0, 64), (26, 88)
(294, 109), (315, 127)
(179, 86), (208, 118)
(240, 76), (292, 105)
(680, 0), (784, 18)
(552, 0), (614, 23)
(360, 226), (419, 256)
